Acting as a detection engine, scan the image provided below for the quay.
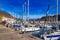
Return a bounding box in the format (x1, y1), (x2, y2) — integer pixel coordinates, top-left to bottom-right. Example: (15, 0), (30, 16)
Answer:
(0, 25), (42, 40)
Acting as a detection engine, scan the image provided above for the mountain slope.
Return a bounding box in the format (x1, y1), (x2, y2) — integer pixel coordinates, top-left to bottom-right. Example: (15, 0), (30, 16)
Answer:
(0, 12), (14, 18)
(37, 14), (60, 21)
(29, 14), (60, 21)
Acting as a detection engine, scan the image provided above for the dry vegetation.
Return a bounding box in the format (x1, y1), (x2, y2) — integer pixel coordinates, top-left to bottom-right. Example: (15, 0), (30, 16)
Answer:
(0, 12), (17, 20)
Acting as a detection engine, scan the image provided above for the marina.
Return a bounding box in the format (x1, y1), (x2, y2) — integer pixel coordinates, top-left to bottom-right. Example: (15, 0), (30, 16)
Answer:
(0, 0), (60, 40)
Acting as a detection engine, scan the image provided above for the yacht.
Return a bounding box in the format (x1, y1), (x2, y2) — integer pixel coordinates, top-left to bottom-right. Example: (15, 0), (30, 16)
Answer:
(19, 0), (40, 32)
(20, 25), (40, 32)
(44, 31), (60, 40)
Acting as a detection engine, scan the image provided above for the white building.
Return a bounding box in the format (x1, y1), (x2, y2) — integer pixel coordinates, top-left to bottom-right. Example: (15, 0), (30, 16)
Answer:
(2, 16), (16, 24)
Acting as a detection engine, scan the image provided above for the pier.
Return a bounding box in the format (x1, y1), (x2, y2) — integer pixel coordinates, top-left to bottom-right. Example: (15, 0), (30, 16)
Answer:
(0, 25), (42, 40)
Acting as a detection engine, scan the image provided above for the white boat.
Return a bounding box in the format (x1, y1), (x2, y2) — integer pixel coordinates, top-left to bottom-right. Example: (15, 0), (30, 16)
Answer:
(44, 0), (59, 40)
(19, 0), (40, 32)
(44, 24), (52, 28)
(20, 26), (40, 32)
(44, 32), (60, 40)
(40, 23), (52, 28)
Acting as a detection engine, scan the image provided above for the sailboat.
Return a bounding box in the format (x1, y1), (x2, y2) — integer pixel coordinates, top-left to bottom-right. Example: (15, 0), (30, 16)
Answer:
(43, 0), (60, 40)
(20, 0), (40, 32)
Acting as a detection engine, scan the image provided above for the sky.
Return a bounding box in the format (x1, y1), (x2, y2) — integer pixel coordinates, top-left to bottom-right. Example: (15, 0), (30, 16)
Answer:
(0, 0), (60, 19)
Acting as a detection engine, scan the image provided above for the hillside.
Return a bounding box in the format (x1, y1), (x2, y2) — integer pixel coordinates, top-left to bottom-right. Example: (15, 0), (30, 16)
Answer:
(0, 11), (16, 20)
(29, 14), (60, 21)
(40, 16), (55, 21)
(0, 12), (13, 18)
(37, 14), (60, 21)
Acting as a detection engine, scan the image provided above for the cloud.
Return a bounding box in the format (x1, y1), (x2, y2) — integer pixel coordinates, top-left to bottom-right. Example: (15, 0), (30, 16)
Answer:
(29, 15), (45, 19)
(22, 15), (45, 19)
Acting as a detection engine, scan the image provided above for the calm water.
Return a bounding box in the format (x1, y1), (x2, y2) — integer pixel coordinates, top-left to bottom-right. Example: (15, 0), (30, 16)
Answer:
(31, 28), (50, 38)
(13, 23), (60, 38)
(31, 24), (60, 38)
(24, 28), (51, 38)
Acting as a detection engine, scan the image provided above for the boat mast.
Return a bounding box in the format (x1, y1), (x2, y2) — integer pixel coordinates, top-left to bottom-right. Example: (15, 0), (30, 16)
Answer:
(22, 4), (24, 22)
(24, 1), (27, 34)
(23, 2), (26, 21)
(27, 0), (29, 22)
(25, 2), (27, 21)
(45, 0), (50, 25)
(15, 10), (17, 23)
(56, 0), (58, 24)
(56, 0), (58, 29)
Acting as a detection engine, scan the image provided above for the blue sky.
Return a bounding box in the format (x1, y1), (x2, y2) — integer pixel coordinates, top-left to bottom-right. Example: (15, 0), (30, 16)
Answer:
(0, 0), (60, 19)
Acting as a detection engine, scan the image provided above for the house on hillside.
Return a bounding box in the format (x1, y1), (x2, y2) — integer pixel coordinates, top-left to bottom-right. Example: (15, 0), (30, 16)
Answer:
(2, 16), (16, 24)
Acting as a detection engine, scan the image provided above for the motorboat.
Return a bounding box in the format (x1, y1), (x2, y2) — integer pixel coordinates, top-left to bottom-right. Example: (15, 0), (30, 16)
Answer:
(19, 25), (40, 32)
(12, 21), (22, 28)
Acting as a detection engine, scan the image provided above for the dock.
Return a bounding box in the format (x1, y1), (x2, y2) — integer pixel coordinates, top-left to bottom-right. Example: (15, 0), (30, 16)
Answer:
(0, 25), (42, 40)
